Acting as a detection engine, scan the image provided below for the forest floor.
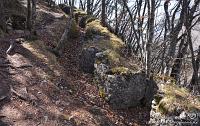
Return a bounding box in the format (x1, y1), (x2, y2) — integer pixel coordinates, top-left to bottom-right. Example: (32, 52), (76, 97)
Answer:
(0, 1), (150, 126)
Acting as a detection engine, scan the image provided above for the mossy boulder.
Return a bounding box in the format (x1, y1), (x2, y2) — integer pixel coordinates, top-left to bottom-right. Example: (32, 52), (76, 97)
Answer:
(84, 20), (125, 67)
(81, 19), (141, 73)
(79, 19), (156, 109)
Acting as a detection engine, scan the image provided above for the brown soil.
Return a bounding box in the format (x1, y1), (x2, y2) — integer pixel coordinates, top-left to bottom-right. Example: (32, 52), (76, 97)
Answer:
(0, 2), (150, 126)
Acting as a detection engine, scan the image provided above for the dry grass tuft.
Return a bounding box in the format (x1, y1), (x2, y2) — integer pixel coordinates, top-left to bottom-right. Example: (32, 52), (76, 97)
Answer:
(156, 83), (200, 115)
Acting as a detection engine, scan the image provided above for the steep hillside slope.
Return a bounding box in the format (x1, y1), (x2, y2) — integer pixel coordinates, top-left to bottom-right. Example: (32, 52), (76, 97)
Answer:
(0, 1), (151, 126)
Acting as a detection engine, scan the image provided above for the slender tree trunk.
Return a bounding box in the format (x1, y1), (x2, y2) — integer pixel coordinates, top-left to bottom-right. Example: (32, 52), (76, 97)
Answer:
(191, 45), (200, 86)
(189, 31), (199, 86)
(101, 0), (106, 26)
(27, 0), (32, 31)
(114, 0), (118, 34)
(164, 0), (170, 31)
(171, 38), (188, 83)
(80, 0), (84, 10)
(31, 0), (37, 35)
(87, 0), (91, 15)
(146, 0), (155, 77)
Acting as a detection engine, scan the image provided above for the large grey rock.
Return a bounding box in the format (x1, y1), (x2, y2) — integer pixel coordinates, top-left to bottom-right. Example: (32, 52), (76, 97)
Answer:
(79, 47), (98, 73)
(100, 73), (158, 109)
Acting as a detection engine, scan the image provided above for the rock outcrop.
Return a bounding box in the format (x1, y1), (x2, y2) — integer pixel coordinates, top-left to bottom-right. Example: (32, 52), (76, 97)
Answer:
(79, 19), (158, 109)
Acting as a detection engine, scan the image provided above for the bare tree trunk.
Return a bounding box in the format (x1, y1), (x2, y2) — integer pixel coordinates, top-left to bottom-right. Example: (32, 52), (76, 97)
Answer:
(195, 46), (200, 78)
(101, 0), (106, 26)
(27, 0), (32, 31)
(171, 38), (188, 83)
(146, 0), (155, 77)
(31, 0), (37, 35)
(164, 0), (170, 31)
(189, 32), (199, 86)
(80, 0), (84, 10)
(87, 0), (91, 15)
(114, 0), (118, 34)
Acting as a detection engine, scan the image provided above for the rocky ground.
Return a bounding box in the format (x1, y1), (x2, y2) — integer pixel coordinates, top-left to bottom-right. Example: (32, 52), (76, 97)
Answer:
(2, 1), (199, 126)
(0, 1), (151, 126)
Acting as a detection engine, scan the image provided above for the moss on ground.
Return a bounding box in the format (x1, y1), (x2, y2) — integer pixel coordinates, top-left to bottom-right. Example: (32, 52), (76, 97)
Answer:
(156, 83), (200, 115)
